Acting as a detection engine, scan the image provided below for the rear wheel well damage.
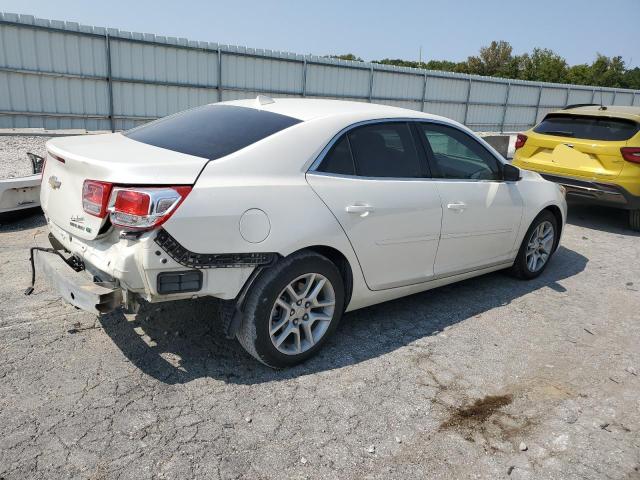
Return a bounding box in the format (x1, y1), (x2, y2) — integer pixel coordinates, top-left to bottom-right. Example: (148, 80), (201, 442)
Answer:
(223, 245), (353, 338)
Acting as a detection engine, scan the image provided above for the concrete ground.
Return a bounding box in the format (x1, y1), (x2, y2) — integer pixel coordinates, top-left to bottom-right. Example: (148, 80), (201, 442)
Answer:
(0, 204), (639, 480)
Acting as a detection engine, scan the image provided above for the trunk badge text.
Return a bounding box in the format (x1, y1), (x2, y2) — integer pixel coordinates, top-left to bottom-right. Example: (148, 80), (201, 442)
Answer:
(48, 176), (61, 189)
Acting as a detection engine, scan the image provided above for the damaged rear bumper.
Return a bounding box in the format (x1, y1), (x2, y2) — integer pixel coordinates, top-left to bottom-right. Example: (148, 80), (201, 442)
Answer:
(33, 249), (122, 314)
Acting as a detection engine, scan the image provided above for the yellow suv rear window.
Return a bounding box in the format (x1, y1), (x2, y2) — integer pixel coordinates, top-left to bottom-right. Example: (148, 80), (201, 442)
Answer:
(533, 114), (638, 141)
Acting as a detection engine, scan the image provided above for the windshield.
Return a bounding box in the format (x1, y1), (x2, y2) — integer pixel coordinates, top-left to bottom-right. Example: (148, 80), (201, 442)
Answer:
(125, 104), (302, 160)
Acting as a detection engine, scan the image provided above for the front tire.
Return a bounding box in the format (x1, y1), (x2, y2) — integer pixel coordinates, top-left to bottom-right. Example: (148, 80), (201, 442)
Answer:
(236, 250), (345, 368)
(510, 210), (558, 280)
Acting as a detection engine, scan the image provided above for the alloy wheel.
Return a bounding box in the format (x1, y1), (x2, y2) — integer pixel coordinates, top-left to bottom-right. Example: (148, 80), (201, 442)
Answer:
(525, 220), (554, 273)
(268, 273), (336, 355)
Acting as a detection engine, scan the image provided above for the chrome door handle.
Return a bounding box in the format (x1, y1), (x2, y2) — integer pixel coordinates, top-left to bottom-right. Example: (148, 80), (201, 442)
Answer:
(447, 201), (467, 212)
(346, 204), (375, 217)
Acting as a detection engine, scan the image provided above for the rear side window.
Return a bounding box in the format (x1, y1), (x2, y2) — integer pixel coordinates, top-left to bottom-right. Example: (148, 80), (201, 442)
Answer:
(316, 136), (355, 175)
(124, 104), (302, 160)
(348, 123), (422, 178)
(534, 114), (639, 141)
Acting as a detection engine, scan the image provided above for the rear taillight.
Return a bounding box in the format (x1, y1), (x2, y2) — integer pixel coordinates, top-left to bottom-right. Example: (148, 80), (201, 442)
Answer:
(515, 134), (528, 150)
(109, 186), (191, 230)
(82, 180), (113, 218)
(621, 147), (640, 164)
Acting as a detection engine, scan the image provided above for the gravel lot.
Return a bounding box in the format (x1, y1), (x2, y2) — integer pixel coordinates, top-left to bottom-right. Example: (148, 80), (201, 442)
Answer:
(1, 207), (639, 477)
(0, 135), (51, 179)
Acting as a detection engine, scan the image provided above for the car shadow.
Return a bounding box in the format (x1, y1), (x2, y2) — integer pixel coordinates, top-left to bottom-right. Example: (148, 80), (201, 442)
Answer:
(566, 201), (638, 237)
(0, 208), (45, 232)
(98, 245), (588, 385)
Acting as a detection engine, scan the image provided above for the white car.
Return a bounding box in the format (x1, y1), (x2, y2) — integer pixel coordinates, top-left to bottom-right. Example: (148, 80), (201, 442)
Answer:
(32, 97), (566, 368)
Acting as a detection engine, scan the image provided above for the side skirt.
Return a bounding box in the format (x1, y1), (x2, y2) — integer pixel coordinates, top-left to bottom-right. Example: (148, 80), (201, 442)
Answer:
(346, 261), (514, 312)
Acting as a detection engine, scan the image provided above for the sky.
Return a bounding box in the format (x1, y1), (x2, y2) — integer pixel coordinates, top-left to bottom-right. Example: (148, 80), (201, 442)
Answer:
(1, 0), (638, 67)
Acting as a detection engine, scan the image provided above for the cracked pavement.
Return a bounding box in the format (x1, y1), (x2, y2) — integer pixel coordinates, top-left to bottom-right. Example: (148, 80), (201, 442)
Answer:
(0, 204), (639, 479)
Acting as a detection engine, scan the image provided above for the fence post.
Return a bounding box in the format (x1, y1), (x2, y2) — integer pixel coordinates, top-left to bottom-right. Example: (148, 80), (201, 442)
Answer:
(500, 82), (511, 133)
(421, 73), (428, 112)
(104, 32), (115, 132)
(564, 87), (571, 107)
(533, 85), (543, 126)
(591, 89), (596, 103)
(611, 90), (617, 105)
(217, 47), (222, 102)
(462, 78), (472, 125)
(302, 57), (307, 97)
(368, 65), (374, 102)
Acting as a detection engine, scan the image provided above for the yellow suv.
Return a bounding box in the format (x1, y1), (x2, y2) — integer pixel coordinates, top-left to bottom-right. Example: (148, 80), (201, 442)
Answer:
(513, 105), (640, 230)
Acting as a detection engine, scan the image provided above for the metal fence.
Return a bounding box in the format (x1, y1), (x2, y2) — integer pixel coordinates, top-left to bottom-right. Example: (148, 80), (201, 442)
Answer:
(1, 12), (639, 133)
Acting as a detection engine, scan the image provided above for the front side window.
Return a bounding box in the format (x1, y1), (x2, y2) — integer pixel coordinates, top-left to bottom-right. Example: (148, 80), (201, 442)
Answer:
(418, 123), (501, 180)
(125, 104), (302, 160)
(348, 123), (422, 178)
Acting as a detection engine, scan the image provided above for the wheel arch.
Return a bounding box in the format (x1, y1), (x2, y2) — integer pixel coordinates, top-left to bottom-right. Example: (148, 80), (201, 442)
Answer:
(541, 204), (563, 252)
(293, 245), (354, 310)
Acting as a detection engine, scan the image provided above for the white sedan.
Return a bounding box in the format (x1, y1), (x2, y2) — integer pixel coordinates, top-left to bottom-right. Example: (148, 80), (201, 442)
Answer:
(33, 97), (566, 367)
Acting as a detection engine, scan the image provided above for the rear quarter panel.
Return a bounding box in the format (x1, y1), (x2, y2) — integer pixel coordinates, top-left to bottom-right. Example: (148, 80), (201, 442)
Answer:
(162, 118), (371, 310)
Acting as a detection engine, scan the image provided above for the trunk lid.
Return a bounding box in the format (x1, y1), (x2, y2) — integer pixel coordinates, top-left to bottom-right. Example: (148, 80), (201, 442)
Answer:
(41, 133), (208, 241)
(518, 133), (626, 179)
(516, 112), (639, 179)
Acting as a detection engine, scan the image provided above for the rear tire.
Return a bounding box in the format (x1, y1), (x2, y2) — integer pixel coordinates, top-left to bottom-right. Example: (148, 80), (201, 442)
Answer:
(510, 210), (558, 280)
(630, 209), (640, 232)
(236, 250), (345, 368)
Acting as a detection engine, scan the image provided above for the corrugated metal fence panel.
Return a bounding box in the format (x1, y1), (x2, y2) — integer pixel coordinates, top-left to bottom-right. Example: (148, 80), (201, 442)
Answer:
(373, 70), (423, 100)
(1, 12), (639, 132)
(540, 87), (568, 107)
(614, 92), (634, 105)
(504, 106), (536, 129)
(110, 39), (218, 86)
(222, 51), (302, 94)
(0, 21), (107, 76)
(305, 62), (370, 98)
(508, 85), (539, 106)
(375, 99), (422, 111)
(426, 76), (468, 102)
(423, 102), (466, 124)
(470, 81), (508, 105)
(567, 89), (593, 104)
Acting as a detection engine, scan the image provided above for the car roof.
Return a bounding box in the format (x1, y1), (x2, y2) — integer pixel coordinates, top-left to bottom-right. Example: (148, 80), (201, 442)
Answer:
(555, 105), (640, 122)
(218, 97), (447, 123)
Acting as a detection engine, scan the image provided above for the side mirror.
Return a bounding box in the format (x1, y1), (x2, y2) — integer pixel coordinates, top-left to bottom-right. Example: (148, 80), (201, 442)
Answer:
(503, 163), (521, 182)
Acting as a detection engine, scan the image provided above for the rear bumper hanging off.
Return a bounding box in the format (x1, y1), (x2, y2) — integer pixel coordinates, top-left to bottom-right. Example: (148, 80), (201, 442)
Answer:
(27, 248), (122, 315)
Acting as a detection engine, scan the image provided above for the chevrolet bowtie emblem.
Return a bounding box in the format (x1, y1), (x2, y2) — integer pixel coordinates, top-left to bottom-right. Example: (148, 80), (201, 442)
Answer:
(48, 175), (61, 189)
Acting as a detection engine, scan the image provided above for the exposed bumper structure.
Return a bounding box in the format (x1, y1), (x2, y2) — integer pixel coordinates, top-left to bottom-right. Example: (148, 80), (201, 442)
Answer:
(540, 173), (640, 210)
(33, 249), (122, 314)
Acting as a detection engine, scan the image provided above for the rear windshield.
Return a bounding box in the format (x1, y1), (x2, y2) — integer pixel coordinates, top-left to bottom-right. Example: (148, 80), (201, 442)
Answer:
(534, 113), (638, 141)
(124, 104), (302, 160)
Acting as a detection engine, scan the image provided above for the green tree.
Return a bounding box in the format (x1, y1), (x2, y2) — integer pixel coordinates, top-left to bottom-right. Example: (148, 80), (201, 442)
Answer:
(590, 54), (626, 87)
(565, 64), (592, 85)
(623, 67), (640, 89)
(423, 59), (457, 71)
(519, 48), (567, 83)
(326, 53), (363, 62)
(466, 40), (514, 76)
(342, 44), (640, 91)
